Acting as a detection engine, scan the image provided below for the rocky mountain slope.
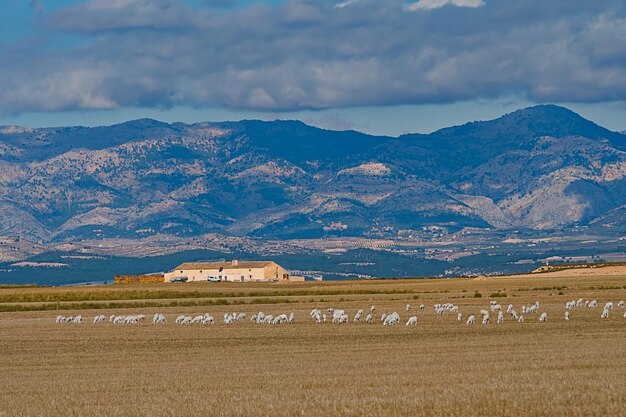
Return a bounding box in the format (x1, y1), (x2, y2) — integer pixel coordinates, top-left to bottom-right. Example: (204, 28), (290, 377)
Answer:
(1, 105), (625, 244)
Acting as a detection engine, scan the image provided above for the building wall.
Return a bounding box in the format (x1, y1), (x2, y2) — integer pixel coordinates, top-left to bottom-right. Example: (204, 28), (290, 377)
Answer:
(163, 261), (293, 283)
(165, 266), (271, 282)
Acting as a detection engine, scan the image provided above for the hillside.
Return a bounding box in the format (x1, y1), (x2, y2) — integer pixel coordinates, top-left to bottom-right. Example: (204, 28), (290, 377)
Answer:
(1, 105), (625, 245)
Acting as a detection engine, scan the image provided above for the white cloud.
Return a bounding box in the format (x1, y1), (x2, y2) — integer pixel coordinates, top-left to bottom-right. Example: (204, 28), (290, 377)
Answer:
(405, 0), (485, 12)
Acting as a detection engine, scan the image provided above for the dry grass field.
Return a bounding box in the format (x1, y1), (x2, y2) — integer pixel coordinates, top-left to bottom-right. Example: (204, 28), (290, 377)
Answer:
(1, 272), (625, 417)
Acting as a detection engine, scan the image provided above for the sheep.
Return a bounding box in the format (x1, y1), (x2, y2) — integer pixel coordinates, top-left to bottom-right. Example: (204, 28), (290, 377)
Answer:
(564, 311), (570, 321)
(510, 309), (518, 320)
(72, 315), (82, 324)
(370, 305), (376, 312)
(365, 313), (372, 324)
(256, 312), (266, 324)
(405, 304), (411, 312)
(191, 315), (205, 324)
(202, 314), (214, 325)
(383, 312), (400, 326)
(517, 315), (524, 323)
(56, 315), (65, 323)
(93, 315), (105, 324)
(466, 315), (475, 325)
(480, 309), (489, 317)
(623, 311), (626, 319)
(175, 315), (187, 324)
(601, 308), (609, 319)
(539, 312), (548, 322)
(353, 309), (363, 322)
(419, 304), (425, 311)
(457, 312), (463, 322)
(406, 316), (418, 326)
(576, 298), (585, 307)
(380, 313), (387, 322)
(322, 314), (327, 323)
(482, 314), (490, 325)
(491, 304), (502, 312)
(506, 304), (513, 313)
(588, 300), (598, 308)
(497, 311), (504, 324)
(617, 300), (624, 308)
(264, 315), (274, 324)
(604, 302), (613, 310)
(288, 312), (295, 324)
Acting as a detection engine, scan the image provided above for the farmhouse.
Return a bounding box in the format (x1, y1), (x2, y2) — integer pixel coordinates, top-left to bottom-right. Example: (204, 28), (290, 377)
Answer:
(164, 260), (301, 283)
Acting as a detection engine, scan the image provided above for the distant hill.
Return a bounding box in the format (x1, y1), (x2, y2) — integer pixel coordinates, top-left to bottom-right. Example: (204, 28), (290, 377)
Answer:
(1, 105), (626, 243)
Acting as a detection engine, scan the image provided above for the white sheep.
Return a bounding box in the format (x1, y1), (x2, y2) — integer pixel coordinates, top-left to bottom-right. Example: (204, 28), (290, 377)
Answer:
(365, 313), (372, 324)
(617, 300), (624, 308)
(406, 316), (418, 326)
(419, 304), (425, 311)
(288, 312), (295, 324)
(457, 312), (463, 322)
(383, 312), (400, 326)
(370, 305), (376, 312)
(497, 311), (504, 324)
(466, 315), (475, 325)
(564, 311), (570, 321)
(518, 315), (524, 323)
(405, 304), (411, 312)
(353, 309), (363, 322)
(482, 314), (490, 325)
(601, 308), (609, 319)
(588, 300), (598, 308)
(539, 312), (548, 322)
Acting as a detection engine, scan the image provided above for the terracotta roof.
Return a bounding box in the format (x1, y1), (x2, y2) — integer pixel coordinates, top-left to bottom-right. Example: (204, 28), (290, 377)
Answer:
(174, 261), (275, 271)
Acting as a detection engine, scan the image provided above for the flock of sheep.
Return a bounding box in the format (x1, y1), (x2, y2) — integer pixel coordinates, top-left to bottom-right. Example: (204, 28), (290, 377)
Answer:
(53, 298), (626, 328)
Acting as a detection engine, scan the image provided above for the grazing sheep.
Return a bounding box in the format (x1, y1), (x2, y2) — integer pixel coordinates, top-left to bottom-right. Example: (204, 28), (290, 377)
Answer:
(56, 315), (65, 323)
(482, 314), (490, 325)
(175, 315), (186, 324)
(419, 304), (425, 311)
(370, 305), (376, 312)
(353, 309), (363, 322)
(457, 312), (463, 322)
(466, 315), (475, 325)
(588, 300), (598, 308)
(406, 316), (418, 326)
(539, 312), (548, 322)
(288, 312), (295, 324)
(383, 312), (400, 326)
(623, 311), (626, 318)
(497, 311), (504, 324)
(322, 314), (327, 323)
(601, 308), (609, 319)
(202, 314), (214, 325)
(405, 304), (411, 312)
(518, 315), (524, 323)
(617, 300), (624, 308)
(380, 313), (387, 322)
(93, 315), (105, 324)
(604, 302), (614, 310)
(564, 311), (570, 321)
(510, 310), (519, 320)
(506, 304), (513, 313)
(365, 313), (372, 324)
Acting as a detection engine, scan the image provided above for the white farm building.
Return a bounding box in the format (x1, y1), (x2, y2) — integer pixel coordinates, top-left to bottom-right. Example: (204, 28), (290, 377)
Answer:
(164, 260), (301, 283)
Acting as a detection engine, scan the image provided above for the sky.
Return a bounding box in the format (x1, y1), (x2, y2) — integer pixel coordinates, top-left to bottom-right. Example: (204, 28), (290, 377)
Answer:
(0, 0), (625, 136)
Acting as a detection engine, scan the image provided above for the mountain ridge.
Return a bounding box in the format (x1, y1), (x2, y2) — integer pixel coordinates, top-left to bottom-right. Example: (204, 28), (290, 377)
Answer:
(1, 105), (625, 246)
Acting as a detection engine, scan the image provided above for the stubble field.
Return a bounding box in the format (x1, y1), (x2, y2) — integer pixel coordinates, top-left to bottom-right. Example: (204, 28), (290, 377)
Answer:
(1, 273), (625, 417)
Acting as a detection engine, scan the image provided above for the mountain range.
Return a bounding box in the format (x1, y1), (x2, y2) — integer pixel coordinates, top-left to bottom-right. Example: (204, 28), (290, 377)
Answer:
(1, 104), (625, 246)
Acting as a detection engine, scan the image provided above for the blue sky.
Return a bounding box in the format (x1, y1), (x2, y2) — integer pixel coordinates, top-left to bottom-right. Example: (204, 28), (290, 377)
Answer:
(0, 0), (625, 135)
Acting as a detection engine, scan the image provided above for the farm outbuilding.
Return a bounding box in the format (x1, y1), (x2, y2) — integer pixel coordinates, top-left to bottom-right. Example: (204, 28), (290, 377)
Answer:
(164, 260), (301, 283)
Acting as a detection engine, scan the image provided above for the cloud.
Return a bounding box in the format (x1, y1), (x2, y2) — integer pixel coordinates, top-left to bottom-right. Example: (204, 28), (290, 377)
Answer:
(1, 0), (626, 115)
(405, 0), (484, 11)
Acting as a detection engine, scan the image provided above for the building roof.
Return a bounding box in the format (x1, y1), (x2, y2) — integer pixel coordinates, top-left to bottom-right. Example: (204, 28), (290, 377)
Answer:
(174, 261), (275, 271)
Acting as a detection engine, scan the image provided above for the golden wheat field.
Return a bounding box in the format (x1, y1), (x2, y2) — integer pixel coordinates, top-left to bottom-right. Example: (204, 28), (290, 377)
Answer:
(1, 272), (625, 417)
